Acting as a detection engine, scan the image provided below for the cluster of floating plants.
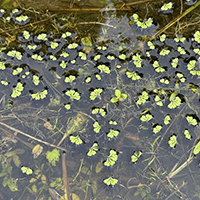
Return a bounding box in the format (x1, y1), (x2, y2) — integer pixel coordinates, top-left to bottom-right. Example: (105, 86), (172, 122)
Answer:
(0, 2), (200, 199)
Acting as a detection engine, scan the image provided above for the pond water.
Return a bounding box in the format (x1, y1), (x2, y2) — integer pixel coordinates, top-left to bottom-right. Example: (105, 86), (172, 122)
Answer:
(0, 0), (200, 199)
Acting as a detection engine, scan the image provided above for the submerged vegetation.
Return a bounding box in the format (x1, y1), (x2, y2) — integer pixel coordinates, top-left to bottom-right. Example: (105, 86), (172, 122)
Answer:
(0, 0), (200, 199)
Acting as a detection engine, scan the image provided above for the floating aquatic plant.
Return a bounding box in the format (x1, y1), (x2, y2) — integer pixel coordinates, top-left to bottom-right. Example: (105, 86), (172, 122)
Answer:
(87, 142), (99, 156)
(168, 135), (177, 148)
(31, 90), (48, 100)
(11, 82), (24, 98)
(21, 166), (33, 175)
(7, 50), (22, 60)
(70, 135), (83, 145)
(107, 129), (119, 138)
(90, 88), (103, 100)
(93, 121), (101, 133)
(103, 176), (118, 186)
(104, 150), (118, 167)
(0, 62), (5, 70)
(110, 89), (127, 103)
(131, 150), (142, 163)
(65, 89), (80, 100)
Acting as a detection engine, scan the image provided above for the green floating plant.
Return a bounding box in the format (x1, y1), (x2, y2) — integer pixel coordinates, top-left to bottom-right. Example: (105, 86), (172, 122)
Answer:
(132, 14), (153, 29)
(93, 121), (101, 133)
(160, 2), (173, 11)
(190, 70), (200, 76)
(168, 93), (181, 109)
(187, 60), (196, 70)
(153, 124), (162, 134)
(110, 89), (127, 103)
(174, 36), (186, 43)
(194, 31), (200, 43)
(126, 71), (141, 81)
(193, 141), (200, 155)
(136, 91), (148, 105)
(68, 43), (78, 49)
(21, 166), (33, 175)
(140, 114), (153, 122)
(119, 54), (126, 60)
(15, 15), (28, 22)
(109, 120), (117, 125)
(27, 44), (37, 50)
(95, 74), (101, 80)
(153, 61), (165, 72)
(37, 33), (47, 41)
(90, 88), (103, 100)
(160, 78), (169, 84)
(97, 64), (110, 74)
(79, 52), (87, 60)
(104, 150), (118, 167)
(164, 115), (171, 125)
(46, 149), (60, 166)
(132, 53), (142, 68)
(70, 135), (83, 145)
(33, 75), (40, 86)
(176, 73), (186, 82)
(154, 95), (163, 106)
(147, 41), (155, 49)
(31, 89), (48, 100)
(65, 75), (76, 83)
(64, 103), (71, 110)
(60, 61), (67, 68)
(107, 55), (115, 60)
(31, 54), (43, 61)
(160, 34), (166, 42)
(184, 129), (191, 140)
(177, 46), (186, 55)
(13, 67), (23, 75)
(85, 76), (91, 83)
(97, 46), (107, 50)
(11, 82), (24, 98)
(7, 50), (22, 60)
(87, 142), (99, 156)
(23, 30), (30, 40)
(60, 52), (69, 58)
(65, 89), (80, 100)
(193, 48), (200, 55)
(107, 129), (119, 138)
(1, 80), (9, 85)
(168, 135), (177, 148)
(71, 60), (76, 64)
(0, 62), (6, 70)
(186, 116), (198, 126)
(62, 32), (71, 38)
(94, 54), (101, 61)
(131, 150), (142, 163)
(103, 176), (118, 186)
(171, 58), (178, 68)
(50, 55), (57, 61)
(91, 108), (106, 117)
(50, 42), (59, 49)
(160, 49), (170, 56)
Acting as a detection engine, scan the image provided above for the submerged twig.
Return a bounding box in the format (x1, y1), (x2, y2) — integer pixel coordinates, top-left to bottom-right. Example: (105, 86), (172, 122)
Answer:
(62, 152), (70, 200)
(0, 121), (67, 152)
(78, 22), (116, 28)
